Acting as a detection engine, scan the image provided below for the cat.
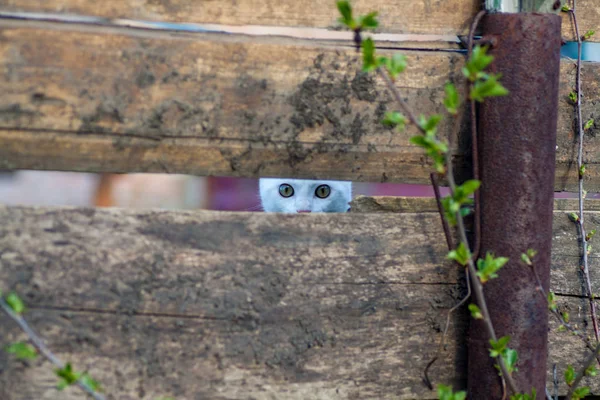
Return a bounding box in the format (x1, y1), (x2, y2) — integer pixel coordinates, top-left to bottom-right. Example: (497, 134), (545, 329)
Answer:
(259, 178), (352, 213)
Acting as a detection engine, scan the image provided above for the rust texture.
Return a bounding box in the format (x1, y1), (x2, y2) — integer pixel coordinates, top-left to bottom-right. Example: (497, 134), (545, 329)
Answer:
(468, 13), (561, 399)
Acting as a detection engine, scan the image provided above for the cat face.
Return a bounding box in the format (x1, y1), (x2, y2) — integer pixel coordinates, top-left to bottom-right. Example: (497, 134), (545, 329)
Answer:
(259, 178), (352, 213)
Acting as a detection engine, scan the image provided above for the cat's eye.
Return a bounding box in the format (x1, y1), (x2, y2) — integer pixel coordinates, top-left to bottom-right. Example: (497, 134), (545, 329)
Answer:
(315, 184), (331, 199)
(278, 183), (294, 198)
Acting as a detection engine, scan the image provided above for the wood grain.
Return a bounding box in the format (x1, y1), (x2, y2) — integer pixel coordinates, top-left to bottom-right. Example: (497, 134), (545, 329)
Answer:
(0, 0), (598, 42)
(1, 202), (600, 398)
(0, 206), (463, 400)
(0, 0), (479, 36)
(0, 21), (599, 188)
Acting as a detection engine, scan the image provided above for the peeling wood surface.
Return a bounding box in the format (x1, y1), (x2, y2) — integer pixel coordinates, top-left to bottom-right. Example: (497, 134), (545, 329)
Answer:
(0, 0), (598, 42)
(0, 21), (599, 188)
(1, 202), (600, 398)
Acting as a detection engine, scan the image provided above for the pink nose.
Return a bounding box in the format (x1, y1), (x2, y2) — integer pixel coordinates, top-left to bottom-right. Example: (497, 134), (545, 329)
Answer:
(297, 210), (312, 213)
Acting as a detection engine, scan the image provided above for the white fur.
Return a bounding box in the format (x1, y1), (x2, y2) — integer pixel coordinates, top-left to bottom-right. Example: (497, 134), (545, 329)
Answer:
(259, 178), (352, 213)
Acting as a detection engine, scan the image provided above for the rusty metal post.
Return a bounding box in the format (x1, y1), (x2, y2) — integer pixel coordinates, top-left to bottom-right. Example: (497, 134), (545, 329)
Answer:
(468, 13), (561, 399)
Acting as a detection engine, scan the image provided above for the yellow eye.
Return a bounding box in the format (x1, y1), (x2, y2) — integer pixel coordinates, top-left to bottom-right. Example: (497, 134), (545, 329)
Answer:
(315, 184), (331, 199)
(279, 183), (294, 198)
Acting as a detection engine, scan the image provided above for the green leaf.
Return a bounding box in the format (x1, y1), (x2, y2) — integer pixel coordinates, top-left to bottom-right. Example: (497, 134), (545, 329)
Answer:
(468, 303), (483, 319)
(502, 348), (518, 374)
(444, 82), (460, 115)
(447, 242), (471, 266)
(585, 365), (598, 377)
(521, 249), (537, 266)
(561, 4), (571, 12)
(579, 164), (586, 177)
(584, 118), (594, 130)
(336, 1), (355, 28)
(562, 311), (570, 323)
(489, 336), (511, 358)
(471, 73), (509, 102)
(573, 386), (590, 400)
(586, 229), (596, 241)
(5, 292), (25, 314)
(569, 91), (578, 103)
(55, 363), (82, 390)
(548, 291), (558, 311)
(565, 364), (576, 386)
(456, 179), (481, 198)
(463, 45), (494, 82)
(510, 388), (537, 400)
(380, 54), (407, 80)
(409, 135), (428, 147)
(362, 38), (378, 72)
(476, 252), (508, 283)
(418, 114), (443, 136)
(437, 384), (466, 400)
(5, 342), (37, 360)
(357, 11), (378, 30)
(382, 111), (406, 128)
(568, 212), (580, 223)
(441, 197), (458, 226)
(583, 30), (596, 41)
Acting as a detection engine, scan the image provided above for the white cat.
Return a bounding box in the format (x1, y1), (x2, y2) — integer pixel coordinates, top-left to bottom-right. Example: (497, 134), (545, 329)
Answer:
(259, 178), (352, 213)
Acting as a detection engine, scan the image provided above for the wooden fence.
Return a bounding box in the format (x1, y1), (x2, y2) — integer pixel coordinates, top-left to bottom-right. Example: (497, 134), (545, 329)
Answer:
(1, 1), (600, 399)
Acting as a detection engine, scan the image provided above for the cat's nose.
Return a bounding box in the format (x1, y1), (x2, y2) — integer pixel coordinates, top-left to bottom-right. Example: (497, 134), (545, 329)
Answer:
(297, 210), (312, 213)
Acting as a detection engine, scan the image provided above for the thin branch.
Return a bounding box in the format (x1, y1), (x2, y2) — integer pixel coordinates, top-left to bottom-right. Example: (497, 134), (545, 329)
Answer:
(372, 10), (520, 394)
(376, 67), (424, 134)
(565, 341), (600, 399)
(569, 0), (600, 343)
(431, 172), (454, 251)
(529, 262), (600, 362)
(553, 363), (559, 400)
(0, 297), (106, 400)
(447, 158), (520, 395)
(423, 268), (471, 389)
(466, 9), (486, 261)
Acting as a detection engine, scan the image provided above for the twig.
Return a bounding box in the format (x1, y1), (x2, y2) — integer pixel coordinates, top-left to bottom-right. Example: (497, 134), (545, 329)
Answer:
(423, 12), (485, 388)
(553, 363), (559, 400)
(423, 268), (471, 389)
(529, 262), (600, 362)
(466, 10), (486, 261)
(569, 0), (600, 343)
(447, 142), (520, 395)
(431, 172), (454, 251)
(0, 297), (105, 400)
(376, 67), (424, 135)
(372, 9), (520, 394)
(565, 341), (600, 399)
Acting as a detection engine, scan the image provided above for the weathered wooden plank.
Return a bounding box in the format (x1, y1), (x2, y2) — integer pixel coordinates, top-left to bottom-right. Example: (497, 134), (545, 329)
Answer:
(548, 295), (600, 395)
(350, 197), (600, 298)
(0, 21), (599, 188)
(0, 0), (598, 42)
(0, 0), (479, 36)
(2, 203), (600, 398)
(0, 206), (463, 400)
